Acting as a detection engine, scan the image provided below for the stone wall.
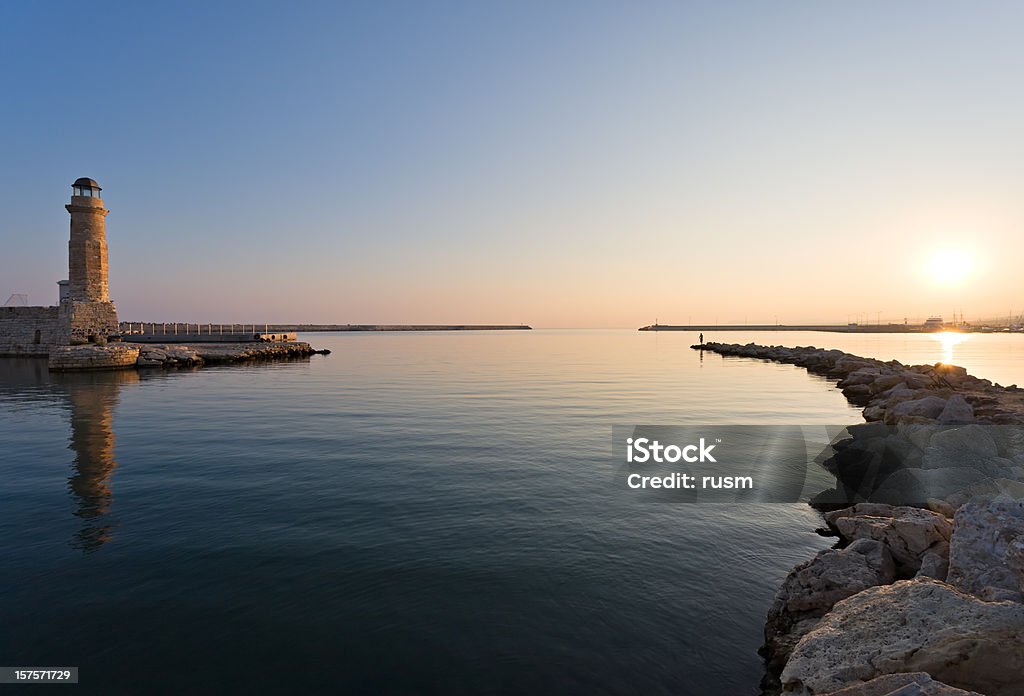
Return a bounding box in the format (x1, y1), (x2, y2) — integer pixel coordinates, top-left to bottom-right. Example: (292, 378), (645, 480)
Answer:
(48, 344), (140, 371)
(61, 301), (119, 345)
(0, 306), (62, 356)
(1, 301), (119, 356)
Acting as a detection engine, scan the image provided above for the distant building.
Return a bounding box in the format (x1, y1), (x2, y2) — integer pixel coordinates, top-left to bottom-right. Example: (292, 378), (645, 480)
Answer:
(0, 178), (120, 356)
(922, 316), (945, 331)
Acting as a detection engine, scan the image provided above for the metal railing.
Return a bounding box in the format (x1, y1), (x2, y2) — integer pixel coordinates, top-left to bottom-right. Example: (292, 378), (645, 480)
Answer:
(118, 322), (273, 336)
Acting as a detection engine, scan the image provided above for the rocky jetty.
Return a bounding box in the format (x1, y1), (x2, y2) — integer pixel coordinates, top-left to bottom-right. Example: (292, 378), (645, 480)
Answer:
(49, 343), (141, 371)
(694, 342), (1024, 426)
(693, 342), (1024, 696)
(49, 341), (329, 371)
(132, 342), (329, 368)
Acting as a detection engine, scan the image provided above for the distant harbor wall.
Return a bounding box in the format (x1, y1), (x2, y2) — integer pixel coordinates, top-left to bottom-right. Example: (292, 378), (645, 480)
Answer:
(248, 323), (532, 331)
(129, 332), (297, 344)
(641, 324), (964, 333)
(122, 323), (532, 333)
(276, 324), (532, 332)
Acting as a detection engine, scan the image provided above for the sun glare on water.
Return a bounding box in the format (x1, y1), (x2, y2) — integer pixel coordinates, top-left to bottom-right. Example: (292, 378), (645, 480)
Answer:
(932, 330), (969, 365)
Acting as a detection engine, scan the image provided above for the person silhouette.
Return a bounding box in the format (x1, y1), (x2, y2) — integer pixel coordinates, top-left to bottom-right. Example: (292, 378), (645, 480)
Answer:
(699, 332), (704, 345)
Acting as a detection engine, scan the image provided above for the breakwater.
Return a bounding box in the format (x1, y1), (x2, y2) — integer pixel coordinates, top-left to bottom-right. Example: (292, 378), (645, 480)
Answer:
(267, 324), (532, 331)
(49, 341), (328, 371)
(694, 342), (1024, 695)
(645, 324), (917, 332)
(123, 323), (532, 333)
(641, 324), (1001, 333)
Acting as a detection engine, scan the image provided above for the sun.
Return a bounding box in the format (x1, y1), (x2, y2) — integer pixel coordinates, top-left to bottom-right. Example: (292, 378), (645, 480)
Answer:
(927, 249), (972, 286)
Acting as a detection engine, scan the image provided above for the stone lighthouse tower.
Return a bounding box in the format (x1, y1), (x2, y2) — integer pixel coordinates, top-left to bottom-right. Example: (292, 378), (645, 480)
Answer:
(67, 178), (110, 302)
(61, 178), (118, 343)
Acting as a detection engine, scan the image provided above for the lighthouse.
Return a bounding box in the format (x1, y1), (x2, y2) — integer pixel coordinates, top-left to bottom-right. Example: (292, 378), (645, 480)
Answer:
(67, 178), (111, 302)
(61, 178), (119, 343)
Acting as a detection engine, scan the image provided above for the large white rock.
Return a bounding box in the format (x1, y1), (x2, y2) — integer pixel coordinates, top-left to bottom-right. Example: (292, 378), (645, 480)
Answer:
(781, 578), (1024, 695)
(764, 539), (895, 671)
(826, 504), (952, 572)
(819, 672), (984, 696)
(947, 498), (1024, 602)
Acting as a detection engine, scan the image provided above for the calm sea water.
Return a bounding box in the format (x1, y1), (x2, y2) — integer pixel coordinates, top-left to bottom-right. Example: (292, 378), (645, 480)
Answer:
(1, 329), (1019, 695)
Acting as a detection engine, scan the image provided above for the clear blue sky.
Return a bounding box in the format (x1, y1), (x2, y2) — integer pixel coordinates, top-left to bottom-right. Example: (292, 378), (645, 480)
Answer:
(3, 1), (1023, 326)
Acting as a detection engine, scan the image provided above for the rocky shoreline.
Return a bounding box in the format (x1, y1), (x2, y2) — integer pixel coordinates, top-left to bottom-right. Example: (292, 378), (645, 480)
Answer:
(132, 342), (330, 368)
(49, 341), (330, 371)
(693, 342), (1024, 696)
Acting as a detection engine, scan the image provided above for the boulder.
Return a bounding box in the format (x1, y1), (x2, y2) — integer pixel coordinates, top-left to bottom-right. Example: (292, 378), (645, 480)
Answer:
(871, 468), (991, 507)
(916, 541), (950, 581)
(1007, 536), (1024, 589)
(839, 368), (885, 388)
(926, 424), (999, 460)
(868, 373), (907, 395)
(933, 363), (969, 384)
(826, 504), (952, 572)
(825, 503), (897, 524)
(904, 423), (936, 451)
(764, 539), (895, 671)
(993, 477), (1024, 498)
(901, 373), (935, 390)
(819, 672), (984, 696)
(991, 426), (1024, 458)
(947, 498), (1024, 602)
(880, 384), (915, 405)
(890, 397), (948, 422)
(937, 395), (975, 424)
(843, 384), (874, 403)
(863, 404), (887, 422)
(831, 357), (882, 377)
(921, 425), (1018, 479)
(781, 578), (1024, 695)
(926, 498), (957, 518)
